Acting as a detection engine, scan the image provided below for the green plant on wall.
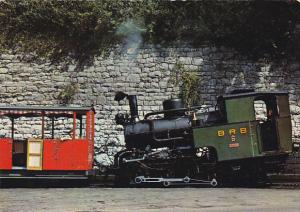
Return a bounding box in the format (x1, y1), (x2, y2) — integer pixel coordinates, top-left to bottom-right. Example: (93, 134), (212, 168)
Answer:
(169, 61), (200, 107)
(57, 83), (79, 104)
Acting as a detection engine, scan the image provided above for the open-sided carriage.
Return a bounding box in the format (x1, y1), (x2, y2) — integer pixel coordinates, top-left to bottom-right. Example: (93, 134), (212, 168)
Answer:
(0, 106), (95, 180)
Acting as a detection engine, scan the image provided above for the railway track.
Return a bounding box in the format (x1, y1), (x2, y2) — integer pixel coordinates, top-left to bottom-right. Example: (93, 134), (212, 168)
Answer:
(270, 182), (300, 189)
(268, 154), (300, 188)
(1, 173), (299, 188)
(268, 173), (300, 189)
(88, 173), (300, 189)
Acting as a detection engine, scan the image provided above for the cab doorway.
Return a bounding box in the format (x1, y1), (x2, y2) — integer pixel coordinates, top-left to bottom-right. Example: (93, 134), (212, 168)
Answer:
(254, 95), (279, 152)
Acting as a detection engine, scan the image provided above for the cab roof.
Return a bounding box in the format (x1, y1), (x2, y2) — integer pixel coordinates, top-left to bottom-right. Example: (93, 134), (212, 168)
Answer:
(223, 91), (288, 100)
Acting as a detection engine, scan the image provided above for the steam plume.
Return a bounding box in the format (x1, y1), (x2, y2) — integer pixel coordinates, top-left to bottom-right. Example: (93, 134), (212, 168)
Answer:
(116, 18), (146, 57)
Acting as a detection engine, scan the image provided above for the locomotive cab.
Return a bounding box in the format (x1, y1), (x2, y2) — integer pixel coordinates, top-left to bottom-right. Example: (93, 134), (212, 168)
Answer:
(225, 91), (292, 155)
(194, 91), (292, 162)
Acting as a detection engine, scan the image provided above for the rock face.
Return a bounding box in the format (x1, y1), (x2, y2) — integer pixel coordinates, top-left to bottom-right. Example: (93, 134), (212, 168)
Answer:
(0, 45), (299, 163)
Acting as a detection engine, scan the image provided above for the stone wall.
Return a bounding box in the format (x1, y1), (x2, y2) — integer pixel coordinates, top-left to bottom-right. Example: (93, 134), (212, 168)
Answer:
(0, 46), (299, 163)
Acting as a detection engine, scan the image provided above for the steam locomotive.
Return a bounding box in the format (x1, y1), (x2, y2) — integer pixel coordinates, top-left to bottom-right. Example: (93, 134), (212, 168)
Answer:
(114, 90), (292, 187)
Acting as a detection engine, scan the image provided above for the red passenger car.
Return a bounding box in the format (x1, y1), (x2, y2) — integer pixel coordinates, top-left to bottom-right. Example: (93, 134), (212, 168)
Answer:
(0, 106), (95, 180)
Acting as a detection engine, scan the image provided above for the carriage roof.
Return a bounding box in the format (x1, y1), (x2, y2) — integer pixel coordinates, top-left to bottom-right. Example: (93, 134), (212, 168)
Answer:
(0, 105), (94, 118)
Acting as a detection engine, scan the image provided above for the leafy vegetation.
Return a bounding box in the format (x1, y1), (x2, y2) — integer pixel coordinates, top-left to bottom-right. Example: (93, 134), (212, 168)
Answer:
(0, 0), (299, 61)
(0, 0), (155, 61)
(168, 61), (200, 107)
(57, 83), (79, 104)
(150, 1), (300, 60)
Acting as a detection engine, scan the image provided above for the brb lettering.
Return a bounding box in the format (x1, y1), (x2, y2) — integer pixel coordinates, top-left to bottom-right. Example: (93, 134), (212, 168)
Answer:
(217, 127), (248, 148)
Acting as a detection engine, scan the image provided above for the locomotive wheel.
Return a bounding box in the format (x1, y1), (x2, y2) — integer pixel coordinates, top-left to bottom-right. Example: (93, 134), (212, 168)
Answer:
(210, 178), (218, 187)
(163, 181), (171, 187)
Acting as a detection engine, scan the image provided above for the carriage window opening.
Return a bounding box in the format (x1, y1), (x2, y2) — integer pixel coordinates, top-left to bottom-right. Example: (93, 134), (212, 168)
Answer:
(0, 116), (11, 138)
(254, 100), (267, 121)
(75, 115), (87, 139)
(15, 116), (43, 139)
(0, 115), (45, 139)
(44, 116), (72, 139)
(43, 115), (87, 140)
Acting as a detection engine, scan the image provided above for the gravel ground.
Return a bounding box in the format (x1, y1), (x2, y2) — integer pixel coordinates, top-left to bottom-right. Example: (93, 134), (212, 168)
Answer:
(0, 188), (300, 212)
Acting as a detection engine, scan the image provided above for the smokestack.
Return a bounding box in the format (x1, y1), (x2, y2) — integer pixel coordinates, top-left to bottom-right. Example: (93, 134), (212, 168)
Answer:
(128, 95), (138, 122)
(115, 91), (139, 123)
